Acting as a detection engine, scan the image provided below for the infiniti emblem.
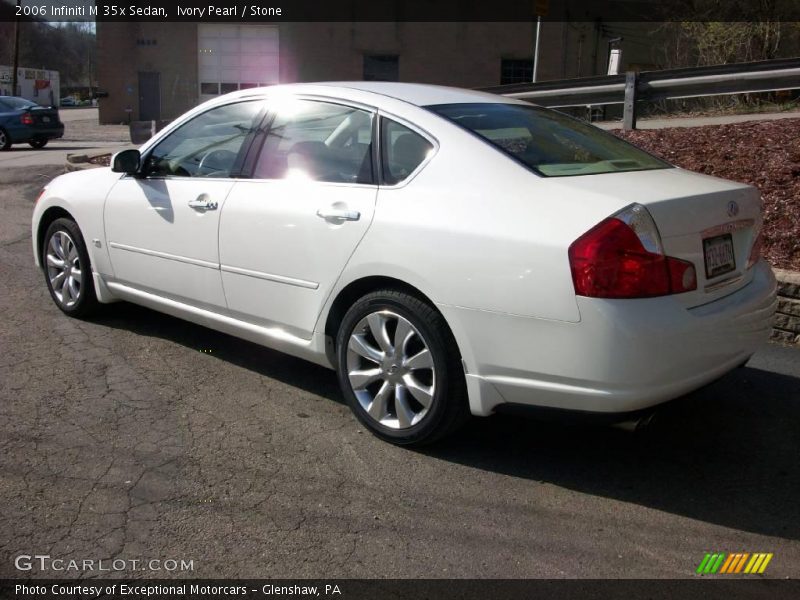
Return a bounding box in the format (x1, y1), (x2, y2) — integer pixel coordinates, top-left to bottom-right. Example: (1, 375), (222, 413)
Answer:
(727, 201), (739, 217)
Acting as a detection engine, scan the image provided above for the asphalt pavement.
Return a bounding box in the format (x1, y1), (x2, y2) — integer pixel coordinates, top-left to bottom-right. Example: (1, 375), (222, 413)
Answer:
(1, 142), (799, 579)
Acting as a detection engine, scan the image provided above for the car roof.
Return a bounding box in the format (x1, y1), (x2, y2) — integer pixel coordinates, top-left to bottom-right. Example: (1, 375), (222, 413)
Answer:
(230, 82), (521, 108)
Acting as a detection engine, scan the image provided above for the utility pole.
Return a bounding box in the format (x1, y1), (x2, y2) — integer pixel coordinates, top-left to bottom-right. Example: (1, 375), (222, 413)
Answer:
(532, 0), (549, 83)
(533, 17), (542, 83)
(12, 0), (21, 96)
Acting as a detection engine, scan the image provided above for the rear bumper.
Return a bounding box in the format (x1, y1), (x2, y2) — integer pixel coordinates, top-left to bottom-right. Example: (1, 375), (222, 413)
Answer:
(442, 260), (777, 416)
(9, 124), (64, 143)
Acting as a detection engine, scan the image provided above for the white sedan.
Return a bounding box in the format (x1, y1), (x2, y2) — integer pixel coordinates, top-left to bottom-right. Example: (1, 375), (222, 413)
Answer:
(32, 82), (777, 445)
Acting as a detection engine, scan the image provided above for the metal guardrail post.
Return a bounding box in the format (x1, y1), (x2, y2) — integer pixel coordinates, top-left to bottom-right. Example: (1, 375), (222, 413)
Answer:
(623, 71), (638, 130)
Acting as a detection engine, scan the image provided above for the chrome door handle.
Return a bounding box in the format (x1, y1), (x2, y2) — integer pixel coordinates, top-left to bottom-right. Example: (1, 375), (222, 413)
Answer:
(188, 196), (218, 211)
(316, 208), (360, 221)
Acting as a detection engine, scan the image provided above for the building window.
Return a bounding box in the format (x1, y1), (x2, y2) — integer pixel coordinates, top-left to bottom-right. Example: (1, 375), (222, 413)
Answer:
(200, 82), (219, 95)
(363, 55), (399, 82)
(220, 83), (238, 94)
(501, 59), (533, 85)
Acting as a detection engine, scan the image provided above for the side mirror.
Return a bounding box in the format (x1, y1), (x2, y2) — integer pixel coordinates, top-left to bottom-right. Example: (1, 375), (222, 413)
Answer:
(112, 149), (141, 175)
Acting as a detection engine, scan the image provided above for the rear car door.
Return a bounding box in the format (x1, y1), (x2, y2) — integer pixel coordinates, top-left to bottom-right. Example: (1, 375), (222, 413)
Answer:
(104, 100), (264, 310)
(219, 98), (378, 339)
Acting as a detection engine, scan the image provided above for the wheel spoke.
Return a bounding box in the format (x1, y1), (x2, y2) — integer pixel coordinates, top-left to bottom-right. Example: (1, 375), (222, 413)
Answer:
(50, 235), (64, 260)
(59, 232), (71, 259)
(50, 270), (66, 289)
(395, 385), (415, 428)
(348, 367), (383, 390)
(367, 313), (393, 354)
(404, 348), (432, 370)
(403, 374), (433, 408)
(393, 317), (413, 356)
(71, 266), (82, 285)
(368, 381), (393, 421)
(61, 276), (72, 303)
(46, 254), (64, 269)
(349, 334), (384, 365)
(68, 277), (80, 302)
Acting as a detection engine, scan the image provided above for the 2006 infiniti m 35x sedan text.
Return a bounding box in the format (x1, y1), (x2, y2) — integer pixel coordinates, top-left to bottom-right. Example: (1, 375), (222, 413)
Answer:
(32, 83), (777, 445)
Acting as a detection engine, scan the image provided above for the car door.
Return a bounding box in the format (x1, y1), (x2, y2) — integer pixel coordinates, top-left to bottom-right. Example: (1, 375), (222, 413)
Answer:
(104, 100), (264, 310)
(219, 98), (378, 339)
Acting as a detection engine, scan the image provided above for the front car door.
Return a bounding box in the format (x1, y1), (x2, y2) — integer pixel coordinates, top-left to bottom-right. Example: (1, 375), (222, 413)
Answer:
(104, 100), (264, 311)
(219, 98), (378, 338)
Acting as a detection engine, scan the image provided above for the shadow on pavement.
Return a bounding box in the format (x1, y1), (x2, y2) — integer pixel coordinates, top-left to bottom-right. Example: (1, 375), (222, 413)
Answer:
(91, 301), (799, 540)
(426, 364), (800, 541)
(90, 301), (344, 404)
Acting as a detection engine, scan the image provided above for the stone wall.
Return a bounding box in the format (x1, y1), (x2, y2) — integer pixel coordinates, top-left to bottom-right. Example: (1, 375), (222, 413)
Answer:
(773, 269), (800, 345)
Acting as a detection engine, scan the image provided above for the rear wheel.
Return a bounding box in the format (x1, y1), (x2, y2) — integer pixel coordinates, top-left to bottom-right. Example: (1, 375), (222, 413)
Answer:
(42, 218), (98, 318)
(336, 289), (469, 446)
(29, 138), (48, 149)
(0, 128), (11, 150)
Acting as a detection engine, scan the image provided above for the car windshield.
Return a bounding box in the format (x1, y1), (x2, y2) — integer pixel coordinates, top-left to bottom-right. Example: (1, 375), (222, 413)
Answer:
(1, 97), (38, 110)
(427, 102), (670, 177)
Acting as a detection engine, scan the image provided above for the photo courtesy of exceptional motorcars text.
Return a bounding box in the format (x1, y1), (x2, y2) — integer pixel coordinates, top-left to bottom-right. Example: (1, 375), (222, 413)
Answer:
(1, 0), (800, 599)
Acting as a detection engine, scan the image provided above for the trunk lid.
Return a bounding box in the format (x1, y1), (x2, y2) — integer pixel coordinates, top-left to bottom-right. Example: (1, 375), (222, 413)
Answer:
(27, 105), (61, 126)
(551, 167), (762, 308)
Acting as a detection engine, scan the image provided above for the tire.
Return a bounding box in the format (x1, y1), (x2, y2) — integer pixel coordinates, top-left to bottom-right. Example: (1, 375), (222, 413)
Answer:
(0, 128), (11, 150)
(336, 289), (469, 446)
(42, 218), (98, 318)
(29, 138), (48, 149)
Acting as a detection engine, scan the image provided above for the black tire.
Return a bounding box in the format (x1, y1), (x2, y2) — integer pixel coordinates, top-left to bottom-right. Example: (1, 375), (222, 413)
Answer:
(0, 128), (11, 150)
(336, 289), (469, 446)
(29, 138), (48, 149)
(41, 218), (98, 318)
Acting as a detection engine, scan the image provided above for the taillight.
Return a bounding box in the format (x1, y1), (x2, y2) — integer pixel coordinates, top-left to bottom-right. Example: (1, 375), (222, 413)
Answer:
(747, 230), (762, 269)
(20, 113), (34, 125)
(35, 188), (47, 204)
(568, 203), (697, 299)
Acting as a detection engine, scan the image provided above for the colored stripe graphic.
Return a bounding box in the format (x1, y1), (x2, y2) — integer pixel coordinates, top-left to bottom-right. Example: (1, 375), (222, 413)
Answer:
(719, 554), (736, 573)
(701, 552), (774, 575)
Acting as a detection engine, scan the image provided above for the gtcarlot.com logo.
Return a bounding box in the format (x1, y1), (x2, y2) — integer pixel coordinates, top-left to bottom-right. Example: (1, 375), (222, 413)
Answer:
(14, 554), (194, 573)
(696, 552), (773, 575)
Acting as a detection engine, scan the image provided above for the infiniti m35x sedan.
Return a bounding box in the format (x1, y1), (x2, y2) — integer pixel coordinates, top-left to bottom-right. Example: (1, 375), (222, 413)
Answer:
(32, 83), (777, 445)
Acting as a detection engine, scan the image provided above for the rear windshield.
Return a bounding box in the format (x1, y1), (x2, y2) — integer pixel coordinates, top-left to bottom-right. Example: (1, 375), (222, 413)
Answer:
(427, 102), (670, 177)
(0, 97), (38, 110)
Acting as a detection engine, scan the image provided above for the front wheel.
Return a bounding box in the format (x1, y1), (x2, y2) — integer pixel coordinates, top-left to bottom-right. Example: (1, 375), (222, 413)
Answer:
(0, 128), (11, 150)
(42, 218), (98, 318)
(29, 138), (48, 149)
(336, 289), (469, 446)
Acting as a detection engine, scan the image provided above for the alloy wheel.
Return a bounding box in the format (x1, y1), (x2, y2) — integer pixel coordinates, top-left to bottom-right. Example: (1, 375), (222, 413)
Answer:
(46, 230), (83, 308)
(346, 310), (435, 429)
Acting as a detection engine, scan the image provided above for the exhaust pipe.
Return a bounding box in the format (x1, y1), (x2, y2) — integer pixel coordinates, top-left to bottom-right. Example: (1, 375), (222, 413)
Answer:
(613, 411), (657, 433)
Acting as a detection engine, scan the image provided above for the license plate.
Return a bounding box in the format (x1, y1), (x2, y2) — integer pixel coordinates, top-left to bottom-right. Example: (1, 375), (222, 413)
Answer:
(42, 116), (50, 123)
(703, 233), (736, 279)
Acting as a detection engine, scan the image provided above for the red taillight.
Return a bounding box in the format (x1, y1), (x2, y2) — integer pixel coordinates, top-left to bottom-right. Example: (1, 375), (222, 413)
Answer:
(35, 188), (46, 204)
(20, 113), (34, 125)
(747, 231), (762, 269)
(569, 206), (696, 299)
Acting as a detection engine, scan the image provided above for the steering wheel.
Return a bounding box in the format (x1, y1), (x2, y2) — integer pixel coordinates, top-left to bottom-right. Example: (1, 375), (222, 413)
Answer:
(197, 149), (238, 177)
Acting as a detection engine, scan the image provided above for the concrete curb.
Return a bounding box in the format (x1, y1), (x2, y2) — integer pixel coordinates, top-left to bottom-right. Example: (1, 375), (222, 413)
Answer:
(65, 148), (125, 172)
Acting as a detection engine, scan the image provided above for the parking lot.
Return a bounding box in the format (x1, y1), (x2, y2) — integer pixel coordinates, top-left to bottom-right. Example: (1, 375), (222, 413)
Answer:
(1, 118), (799, 579)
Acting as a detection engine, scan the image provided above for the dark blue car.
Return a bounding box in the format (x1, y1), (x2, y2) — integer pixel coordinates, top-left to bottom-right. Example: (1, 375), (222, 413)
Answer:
(0, 96), (64, 150)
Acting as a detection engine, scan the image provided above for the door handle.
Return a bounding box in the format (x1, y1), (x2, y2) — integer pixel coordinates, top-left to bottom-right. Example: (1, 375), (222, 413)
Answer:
(188, 196), (218, 211)
(316, 208), (360, 221)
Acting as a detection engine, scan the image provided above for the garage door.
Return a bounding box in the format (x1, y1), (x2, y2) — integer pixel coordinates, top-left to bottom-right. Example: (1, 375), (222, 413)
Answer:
(198, 24), (280, 103)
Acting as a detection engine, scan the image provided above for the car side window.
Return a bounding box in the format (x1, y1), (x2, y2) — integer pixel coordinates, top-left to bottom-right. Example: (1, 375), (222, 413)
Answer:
(252, 100), (374, 184)
(144, 100), (263, 178)
(381, 119), (433, 185)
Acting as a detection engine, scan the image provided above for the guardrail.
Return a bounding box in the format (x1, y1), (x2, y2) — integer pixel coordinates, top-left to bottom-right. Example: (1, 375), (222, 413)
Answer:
(481, 58), (800, 130)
